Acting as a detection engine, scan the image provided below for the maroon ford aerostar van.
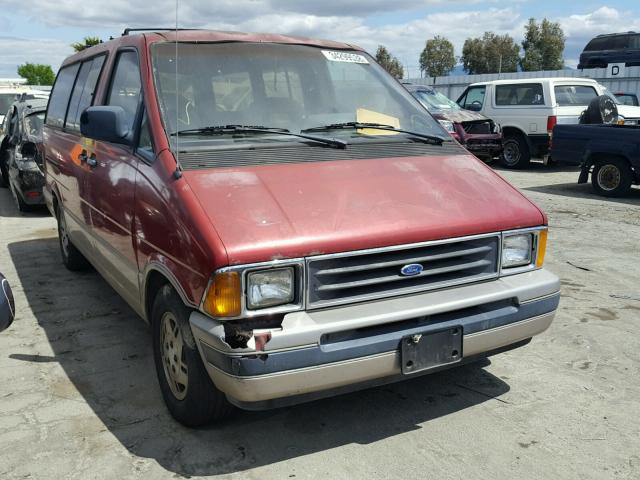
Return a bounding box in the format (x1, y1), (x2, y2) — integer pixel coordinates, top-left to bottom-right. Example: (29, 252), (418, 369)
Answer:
(43, 29), (560, 426)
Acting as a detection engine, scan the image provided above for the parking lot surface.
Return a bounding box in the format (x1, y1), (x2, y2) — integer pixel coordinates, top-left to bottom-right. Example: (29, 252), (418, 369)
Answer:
(0, 165), (639, 480)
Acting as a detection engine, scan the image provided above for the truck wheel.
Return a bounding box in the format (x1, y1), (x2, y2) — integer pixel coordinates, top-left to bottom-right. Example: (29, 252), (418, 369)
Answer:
(56, 207), (91, 271)
(151, 284), (233, 427)
(500, 134), (530, 168)
(592, 159), (633, 197)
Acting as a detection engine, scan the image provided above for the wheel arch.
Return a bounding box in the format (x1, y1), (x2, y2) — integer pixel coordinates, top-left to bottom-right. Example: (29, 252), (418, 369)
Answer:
(587, 151), (632, 167)
(142, 263), (200, 324)
(501, 126), (529, 143)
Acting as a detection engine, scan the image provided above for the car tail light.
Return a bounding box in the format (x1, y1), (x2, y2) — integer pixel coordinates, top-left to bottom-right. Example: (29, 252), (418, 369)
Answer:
(547, 115), (557, 148)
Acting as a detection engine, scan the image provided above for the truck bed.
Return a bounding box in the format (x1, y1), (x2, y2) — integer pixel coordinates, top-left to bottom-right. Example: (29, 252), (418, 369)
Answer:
(551, 124), (640, 166)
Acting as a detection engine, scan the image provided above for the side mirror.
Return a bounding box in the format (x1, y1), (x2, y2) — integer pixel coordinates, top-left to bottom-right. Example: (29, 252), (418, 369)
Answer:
(80, 106), (131, 145)
(466, 102), (482, 112)
(0, 273), (15, 333)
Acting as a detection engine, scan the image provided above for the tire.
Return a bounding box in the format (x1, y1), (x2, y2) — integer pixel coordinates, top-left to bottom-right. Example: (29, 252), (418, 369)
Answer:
(500, 134), (531, 168)
(592, 158), (633, 197)
(585, 95), (618, 124)
(151, 284), (233, 427)
(0, 153), (8, 188)
(56, 206), (91, 271)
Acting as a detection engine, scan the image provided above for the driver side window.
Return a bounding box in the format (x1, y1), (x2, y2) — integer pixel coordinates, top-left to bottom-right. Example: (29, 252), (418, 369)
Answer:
(460, 87), (485, 111)
(106, 50), (142, 134)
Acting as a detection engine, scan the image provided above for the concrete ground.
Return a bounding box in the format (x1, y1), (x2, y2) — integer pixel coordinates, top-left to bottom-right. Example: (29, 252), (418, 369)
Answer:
(0, 165), (639, 480)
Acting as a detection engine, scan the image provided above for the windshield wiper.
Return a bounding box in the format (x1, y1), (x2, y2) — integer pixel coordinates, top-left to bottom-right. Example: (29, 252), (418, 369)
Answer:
(170, 125), (347, 149)
(301, 122), (445, 145)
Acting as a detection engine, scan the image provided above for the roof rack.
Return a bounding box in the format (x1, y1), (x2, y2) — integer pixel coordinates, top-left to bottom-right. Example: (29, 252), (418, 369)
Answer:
(122, 27), (201, 36)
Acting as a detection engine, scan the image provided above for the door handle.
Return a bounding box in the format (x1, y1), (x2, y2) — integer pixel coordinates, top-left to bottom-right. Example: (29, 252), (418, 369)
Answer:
(87, 155), (98, 168)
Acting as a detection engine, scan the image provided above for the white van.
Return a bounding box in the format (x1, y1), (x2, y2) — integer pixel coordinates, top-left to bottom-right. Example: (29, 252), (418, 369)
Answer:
(456, 77), (640, 168)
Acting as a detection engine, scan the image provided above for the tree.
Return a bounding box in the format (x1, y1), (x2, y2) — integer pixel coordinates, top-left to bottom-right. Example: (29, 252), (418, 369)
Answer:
(17, 63), (55, 86)
(375, 45), (404, 79)
(521, 18), (565, 71)
(419, 36), (455, 78)
(461, 32), (520, 74)
(71, 36), (102, 52)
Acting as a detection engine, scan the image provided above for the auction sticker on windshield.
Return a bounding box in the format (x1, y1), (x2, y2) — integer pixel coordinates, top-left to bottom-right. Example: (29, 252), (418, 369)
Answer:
(322, 50), (369, 64)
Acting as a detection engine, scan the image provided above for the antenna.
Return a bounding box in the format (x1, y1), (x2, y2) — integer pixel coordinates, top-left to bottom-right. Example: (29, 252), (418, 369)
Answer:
(173, 0), (183, 179)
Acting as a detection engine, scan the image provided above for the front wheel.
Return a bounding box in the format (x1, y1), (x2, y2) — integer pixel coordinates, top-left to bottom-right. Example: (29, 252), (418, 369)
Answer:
(592, 159), (633, 197)
(151, 285), (233, 427)
(500, 135), (531, 168)
(56, 206), (91, 271)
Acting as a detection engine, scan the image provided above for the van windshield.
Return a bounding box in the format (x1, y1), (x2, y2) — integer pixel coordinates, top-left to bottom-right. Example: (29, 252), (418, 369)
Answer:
(151, 42), (447, 144)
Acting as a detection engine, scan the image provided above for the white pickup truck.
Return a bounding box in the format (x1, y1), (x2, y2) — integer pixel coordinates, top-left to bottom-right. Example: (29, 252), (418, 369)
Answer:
(456, 77), (640, 168)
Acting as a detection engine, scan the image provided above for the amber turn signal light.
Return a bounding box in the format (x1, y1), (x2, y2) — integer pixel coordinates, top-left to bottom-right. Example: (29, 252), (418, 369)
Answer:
(203, 272), (241, 317)
(536, 229), (548, 268)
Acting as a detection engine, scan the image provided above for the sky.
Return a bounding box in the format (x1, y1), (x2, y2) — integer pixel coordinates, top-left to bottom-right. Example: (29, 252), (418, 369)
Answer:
(1, 1), (639, 79)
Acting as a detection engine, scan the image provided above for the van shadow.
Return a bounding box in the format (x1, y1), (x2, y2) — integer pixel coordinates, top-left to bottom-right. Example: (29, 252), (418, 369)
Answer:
(8, 237), (510, 477)
(523, 182), (640, 206)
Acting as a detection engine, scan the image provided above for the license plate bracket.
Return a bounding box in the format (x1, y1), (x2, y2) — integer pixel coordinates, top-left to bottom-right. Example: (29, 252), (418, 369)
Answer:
(401, 327), (462, 375)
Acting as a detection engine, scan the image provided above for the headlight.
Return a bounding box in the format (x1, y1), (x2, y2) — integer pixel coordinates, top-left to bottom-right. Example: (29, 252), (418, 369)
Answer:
(247, 267), (295, 309)
(493, 123), (501, 134)
(502, 234), (533, 268)
(617, 115), (625, 125)
(438, 119), (456, 133)
(501, 229), (548, 273)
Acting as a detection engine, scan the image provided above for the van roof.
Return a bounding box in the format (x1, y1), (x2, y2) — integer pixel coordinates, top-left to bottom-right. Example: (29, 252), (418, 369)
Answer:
(468, 77), (598, 87)
(61, 29), (362, 67)
(595, 31), (637, 38)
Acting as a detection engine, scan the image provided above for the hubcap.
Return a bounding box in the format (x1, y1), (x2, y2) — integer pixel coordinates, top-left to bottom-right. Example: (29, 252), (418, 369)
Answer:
(160, 312), (188, 400)
(59, 212), (70, 257)
(597, 164), (621, 191)
(503, 141), (520, 165)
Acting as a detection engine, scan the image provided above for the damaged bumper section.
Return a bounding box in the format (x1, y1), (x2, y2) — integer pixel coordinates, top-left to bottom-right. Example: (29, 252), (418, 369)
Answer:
(190, 269), (560, 409)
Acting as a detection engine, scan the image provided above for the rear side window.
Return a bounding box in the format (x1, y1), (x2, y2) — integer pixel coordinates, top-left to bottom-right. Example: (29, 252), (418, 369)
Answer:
(584, 37), (609, 52)
(554, 85), (598, 106)
(106, 50), (142, 133)
(609, 36), (629, 50)
(495, 83), (544, 106)
(631, 35), (640, 49)
(46, 64), (80, 127)
(66, 56), (105, 131)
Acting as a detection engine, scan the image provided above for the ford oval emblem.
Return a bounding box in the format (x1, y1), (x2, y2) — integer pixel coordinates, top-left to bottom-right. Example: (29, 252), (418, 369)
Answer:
(400, 264), (423, 276)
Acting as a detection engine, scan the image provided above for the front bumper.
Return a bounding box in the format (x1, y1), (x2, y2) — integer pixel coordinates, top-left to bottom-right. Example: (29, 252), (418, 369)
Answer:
(191, 269), (559, 407)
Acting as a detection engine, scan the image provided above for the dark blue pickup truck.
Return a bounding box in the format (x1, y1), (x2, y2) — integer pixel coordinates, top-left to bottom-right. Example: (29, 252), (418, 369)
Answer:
(551, 124), (640, 197)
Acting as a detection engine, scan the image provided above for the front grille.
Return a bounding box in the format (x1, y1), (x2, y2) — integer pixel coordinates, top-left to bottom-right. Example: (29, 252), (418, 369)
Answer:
(463, 121), (493, 134)
(307, 235), (500, 308)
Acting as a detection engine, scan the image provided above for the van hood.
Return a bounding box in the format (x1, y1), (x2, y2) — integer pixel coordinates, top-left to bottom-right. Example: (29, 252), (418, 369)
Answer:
(183, 153), (544, 265)
(432, 109), (491, 124)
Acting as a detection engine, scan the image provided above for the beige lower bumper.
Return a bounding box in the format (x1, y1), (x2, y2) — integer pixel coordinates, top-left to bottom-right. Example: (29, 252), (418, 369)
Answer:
(204, 311), (555, 404)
